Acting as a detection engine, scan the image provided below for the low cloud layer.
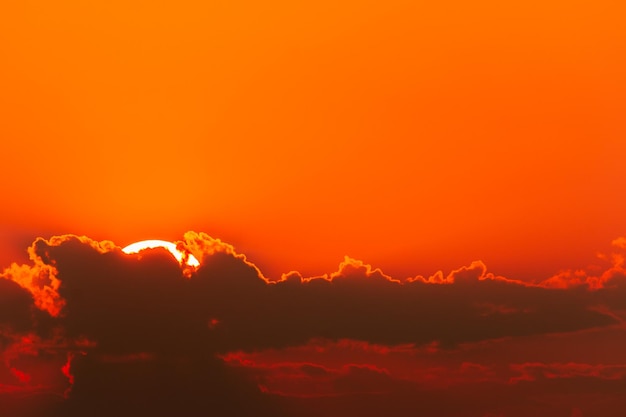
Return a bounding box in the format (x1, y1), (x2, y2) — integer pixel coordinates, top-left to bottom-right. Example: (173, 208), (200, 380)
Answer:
(1, 232), (625, 416)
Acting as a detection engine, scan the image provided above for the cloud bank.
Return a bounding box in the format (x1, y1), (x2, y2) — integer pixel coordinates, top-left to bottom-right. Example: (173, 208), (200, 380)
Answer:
(1, 232), (625, 416)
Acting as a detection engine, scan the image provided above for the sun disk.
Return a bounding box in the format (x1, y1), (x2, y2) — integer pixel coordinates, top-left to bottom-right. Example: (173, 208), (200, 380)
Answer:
(122, 240), (200, 267)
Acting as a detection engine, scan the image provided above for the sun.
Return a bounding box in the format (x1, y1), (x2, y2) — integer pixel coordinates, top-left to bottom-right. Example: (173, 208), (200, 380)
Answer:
(122, 240), (200, 267)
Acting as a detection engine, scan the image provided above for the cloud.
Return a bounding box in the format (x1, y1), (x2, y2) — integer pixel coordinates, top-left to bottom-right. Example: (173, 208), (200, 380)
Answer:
(540, 236), (626, 290)
(2, 232), (626, 416)
(54, 353), (279, 417)
(611, 237), (626, 250)
(509, 362), (626, 383)
(0, 279), (36, 334)
(189, 252), (617, 351)
(2, 240), (69, 317)
(222, 354), (399, 397)
(6, 233), (624, 353)
(0, 235), (280, 416)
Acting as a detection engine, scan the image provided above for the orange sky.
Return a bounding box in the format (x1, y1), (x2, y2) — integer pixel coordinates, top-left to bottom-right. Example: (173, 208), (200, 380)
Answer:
(1, 0), (625, 280)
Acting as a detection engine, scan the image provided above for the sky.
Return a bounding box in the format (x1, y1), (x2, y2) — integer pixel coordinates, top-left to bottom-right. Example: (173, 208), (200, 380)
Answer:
(1, 1), (625, 416)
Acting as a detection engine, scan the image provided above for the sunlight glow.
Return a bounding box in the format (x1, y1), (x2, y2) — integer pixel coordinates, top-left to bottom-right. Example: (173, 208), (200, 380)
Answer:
(122, 240), (200, 267)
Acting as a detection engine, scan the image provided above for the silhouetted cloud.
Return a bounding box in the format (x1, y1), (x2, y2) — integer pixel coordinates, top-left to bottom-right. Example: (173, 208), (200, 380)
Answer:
(1, 232), (625, 416)
(0, 279), (35, 334)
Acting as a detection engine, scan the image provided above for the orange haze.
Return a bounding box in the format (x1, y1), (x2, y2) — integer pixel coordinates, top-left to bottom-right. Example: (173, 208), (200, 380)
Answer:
(1, 0), (625, 280)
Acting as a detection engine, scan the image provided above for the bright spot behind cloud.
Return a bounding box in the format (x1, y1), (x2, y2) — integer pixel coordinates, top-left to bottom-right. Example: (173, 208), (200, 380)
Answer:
(122, 240), (200, 267)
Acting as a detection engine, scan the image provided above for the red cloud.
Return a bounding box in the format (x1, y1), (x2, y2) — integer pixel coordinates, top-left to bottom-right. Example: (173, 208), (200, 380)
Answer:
(223, 354), (396, 397)
(9, 367), (30, 383)
(1, 235), (118, 316)
(2, 261), (63, 317)
(509, 362), (626, 383)
(539, 236), (626, 290)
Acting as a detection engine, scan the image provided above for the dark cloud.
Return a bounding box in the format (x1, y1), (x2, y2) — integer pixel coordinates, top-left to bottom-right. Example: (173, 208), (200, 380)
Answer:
(223, 356), (401, 397)
(10, 233), (624, 354)
(0, 278), (66, 417)
(332, 364), (394, 394)
(1, 232), (626, 416)
(225, 344), (626, 415)
(187, 254), (618, 351)
(277, 375), (626, 417)
(52, 354), (279, 417)
(0, 279), (34, 335)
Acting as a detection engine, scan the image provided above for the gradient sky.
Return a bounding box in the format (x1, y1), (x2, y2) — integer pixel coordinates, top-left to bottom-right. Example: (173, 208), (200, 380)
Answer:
(2, 0), (625, 280)
(1, 1), (626, 416)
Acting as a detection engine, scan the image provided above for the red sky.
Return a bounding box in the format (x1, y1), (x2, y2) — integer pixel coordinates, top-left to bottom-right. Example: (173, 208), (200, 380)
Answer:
(1, 1), (625, 416)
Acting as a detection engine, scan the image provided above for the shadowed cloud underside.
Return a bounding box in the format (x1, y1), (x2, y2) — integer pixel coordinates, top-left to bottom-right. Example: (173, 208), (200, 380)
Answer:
(1, 232), (625, 417)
